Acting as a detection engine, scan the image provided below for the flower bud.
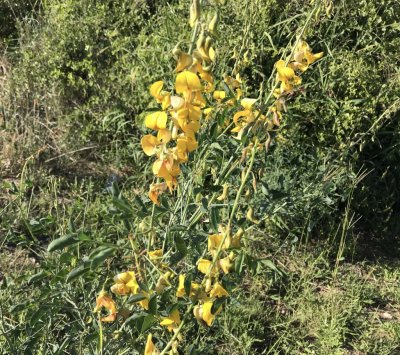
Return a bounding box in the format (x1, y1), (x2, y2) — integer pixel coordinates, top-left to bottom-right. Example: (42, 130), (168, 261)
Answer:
(205, 278), (212, 293)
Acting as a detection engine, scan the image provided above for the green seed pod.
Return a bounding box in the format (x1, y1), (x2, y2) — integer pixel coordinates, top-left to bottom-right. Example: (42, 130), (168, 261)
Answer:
(189, 0), (201, 27)
(196, 30), (205, 50)
(208, 12), (219, 34)
(204, 36), (213, 52)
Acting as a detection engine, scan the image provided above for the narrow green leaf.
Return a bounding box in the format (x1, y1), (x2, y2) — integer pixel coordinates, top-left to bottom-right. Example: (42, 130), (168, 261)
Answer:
(210, 207), (220, 231)
(90, 248), (115, 269)
(66, 264), (90, 283)
(47, 234), (78, 252)
(127, 294), (147, 303)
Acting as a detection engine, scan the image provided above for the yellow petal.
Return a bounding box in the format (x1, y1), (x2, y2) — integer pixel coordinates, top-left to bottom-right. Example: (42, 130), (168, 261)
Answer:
(314, 51), (324, 60)
(175, 71), (202, 94)
(213, 90), (226, 100)
(157, 129), (171, 144)
(94, 291), (117, 323)
(148, 249), (163, 259)
(175, 52), (193, 72)
(202, 301), (216, 326)
(170, 95), (185, 110)
(209, 47), (216, 62)
(144, 333), (160, 355)
(152, 160), (172, 181)
(114, 271), (135, 284)
(241, 98), (257, 110)
(148, 183), (167, 205)
(277, 66), (295, 81)
(141, 135), (159, 156)
(208, 234), (224, 251)
(217, 256), (232, 274)
(150, 81), (164, 99)
(210, 282), (229, 298)
(188, 105), (201, 121)
(161, 94), (171, 110)
(126, 278), (140, 294)
(145, 111), (167, 130)
(110, 283), (130, 295)
(176, 274), (186, 298)
(197, 259), (217, 275)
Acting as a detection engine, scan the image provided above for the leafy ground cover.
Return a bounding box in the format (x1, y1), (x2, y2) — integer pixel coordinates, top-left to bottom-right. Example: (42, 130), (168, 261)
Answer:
(1, 0), (400, 354)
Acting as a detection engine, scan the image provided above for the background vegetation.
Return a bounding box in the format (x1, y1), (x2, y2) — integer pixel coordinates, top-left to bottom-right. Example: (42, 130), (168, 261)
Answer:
(1, 0), (399, 353)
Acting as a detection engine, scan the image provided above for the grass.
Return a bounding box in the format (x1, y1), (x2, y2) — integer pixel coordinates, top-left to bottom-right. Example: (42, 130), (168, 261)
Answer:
(1, 0), (400, 353)
(1, 172), (399, 354)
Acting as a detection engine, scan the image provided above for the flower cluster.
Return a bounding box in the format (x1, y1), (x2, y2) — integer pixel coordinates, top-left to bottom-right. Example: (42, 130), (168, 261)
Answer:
(230, 40), (323, 139)
(192, 226), (243, 326)
(141, 10), (218, 205)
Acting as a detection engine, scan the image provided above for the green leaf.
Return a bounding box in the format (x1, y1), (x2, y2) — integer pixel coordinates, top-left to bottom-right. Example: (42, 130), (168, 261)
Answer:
(47, 234), (78, 252)
(210, 207), (220, 231)
(184, 274), (193, 297)
(212, 297), (227, 313)
(148, 294), (157, 315)
(174, 234), (187, 255)
(260, 259), (286, 276)
(141, 314), (157, 333)
(127, 294), (147, 303)
(28, 270), (48, 285)
(170, 234), (188, 265)
(66, 264), (90, 283)
(29, 305), (51, 326)
(234, 251), (246, 274)
(90, 247), (115, 269)
(112, 196), (134, 215)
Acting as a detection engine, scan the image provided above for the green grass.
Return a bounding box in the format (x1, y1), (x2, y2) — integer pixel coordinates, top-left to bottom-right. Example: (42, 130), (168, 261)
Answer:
(1, 0), (400, 353)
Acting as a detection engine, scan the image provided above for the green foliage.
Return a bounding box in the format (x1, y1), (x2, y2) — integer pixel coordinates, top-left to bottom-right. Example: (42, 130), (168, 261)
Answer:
(1, 0), (400, 353)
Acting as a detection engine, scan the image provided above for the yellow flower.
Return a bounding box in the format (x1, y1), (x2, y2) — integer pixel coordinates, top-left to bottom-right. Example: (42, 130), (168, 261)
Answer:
(94, 291), (117, 322)
(176, 274), (186, 298)
(176, 274), (207, 300)
(148, 249), (163, 259)
(112, 271), (140, 295)
(213, 90), (226, 101)
(231, 98), (259, 137)
(174, 50), (194, 72)
(152, 157), (181, 182)
(145, 111), (168, 131)
(202, 300), (222, 326)
(217, 256), (233, 274)
(160, 309), (181, 332)
(207, 233), (229, 252)
(155, 271), (172, 294)
(292, 40), (324, 71)
(197, 258), (217, 275)
(231, 228), (244, 248)
(148, 182), (168, 205)
(173, 135), (198, 163)
(210, 282), (229, 298)
(141, 135), (159, 156)
(149, 81), (171, 110)
(275, 60), (295, 82)
(175, 71), (202, 96)
(144, 333), (160, 355)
